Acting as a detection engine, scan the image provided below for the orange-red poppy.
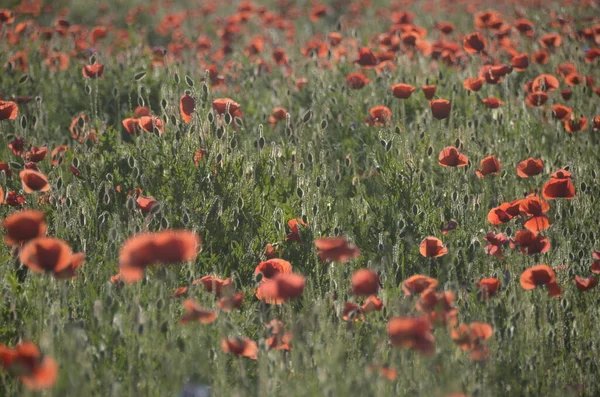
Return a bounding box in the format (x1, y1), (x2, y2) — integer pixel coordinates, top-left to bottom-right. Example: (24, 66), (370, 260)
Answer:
(519, 195), (551, 232)
(134, 106), (150, 117)
(220, 337), (258, 360)
(314, 237), (360, 263)
(564, 117), (587, 133)
(421, 85), (437, 99)
(212, 98), (243, 118)
(438, 146), (468, 167)
(25, 146), (47, 163)
(592, 259), (600, 274)
(574, 275), (597, 291)
(136, 195), (159, 213)
(4, 191), (25, 207)
(256, 273), (305, 304)
(525, 92), (549, 107)
(451, 322), (493, 360)
(388, 316), (435, 355)
(463, 77), (483, 92)
(19, 237), (74, 274)
(217, 291), (244, 311)
(511, 53), (529, 71)
(179, 299), (218, 324)
(520, 264), (561, 296)
(402, 274), (438, 296)
(341, 302), (365, 322)
(419, 236), (448, 258)
(286, 218), (307, 242)
(19, 170), (50, 193)
(82, 62), (104, 78)
(463, 32), (487, 54)
(511, 229), (551, 256)
(8, 136), (26, 157)
(354, 47), (378, 67)
(2, 210), (46, 246)
(539, 32), (562, 48)
(193, 275), (232, 298)
(346, 72), (371, 89)
(517, 158), (544, 178)
(172, 286), (188, 297)
(0, 100), (18, 120)
(122, 118), (140, 135)
(476, 155), (501, 178)
(429, 99), (451, 119)
(269, 107), (288, 125)
(179, 93), (195, 124)
(476, 278), (501, 300)
(118, 230), (201, 282)
(532, 74), (560, 92)
(481, 97), (504, 109)
(266, 319), (293, 351)
(362, 295), (384, 313)
(0, 342), (58, 390)
(417, 289), (458, 327)
(542, 169), (575, 200)
(368, 365), (398, 381)
(561, 89), (573, 100)
(593, 116), (600, 131)
(351, 268), (380, 296)
(551, 105), (572, 121)
(483, 233), (508, 259)
(441, 220), (458, 235)
(487, 199), (522, 225)
(0, 161), (12, 177)
(52, 252), (86, 280)
(138, 116), (165, 134)
(390, 83), (416, 99)
(365, 105), (392, 126)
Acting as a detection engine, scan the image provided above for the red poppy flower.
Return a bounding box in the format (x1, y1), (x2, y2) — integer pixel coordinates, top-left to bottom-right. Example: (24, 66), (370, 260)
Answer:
(368, 365), (398, 381)
(419, 236), (448, 258)
(269, 107), (288, 125)
(551, 105), (572, 121)
(525, 92), (549, 107)
(463, 77), (483, 92)
(4, 191), (25, 207)
(286, 218), (307, 242)
(351, 268), (380, 296)
(134, 106), (151, 117)
(193, 275), (232, 298)
(592, 260), (600, 274)
(519, 195), (551, 232)
(0, 161), (12, 177)
(421, 85), (437, 99)
(593, 116), (600, 131)
(122, 118), (140, 135)
(387, 316), (435, 355)
(0, 100), (18, 120)
(516, 158), (544, 178)
(341, 302), (365, 322)
(138, 116), (165, 134)
(82, 62), (104, 78)
(390, 83), (416, 99)
(217, 291), (244, 311)
(463, 32), (487, 54)
(179, 93), (195, 124)
(354, 47), (378, 67)
(476, 155), (501, 177)
(212, 98), (243, 119)
(429, 99), (451, 120)
(172, 286), (188, 297)
(511, 229), (551, 255)
(52, 252), (86, 280)
(483, 233), (508, 259)
(441, 220), (458, 235)
(438, 146), (468, 167)
(136, 195), (159, 213)
(476, 278), (501, 300)
(221, 337), (258, 360)
(511, 53), (529, 71)
(346, 72), (371, 89)
(542, 169), (575, 200)
(2, 210), (46, 246)
(539, 32), (562, 48)
(266, 325), (293, 351)
(256, 272), (305, 304)
(362, 295), (384, 313)
(532, 74), (560, 92)
(561, 89), (573, 100)
(416, 289), (458, 327)
(402, 275), (438, 296)
(451, 322), (493, 360)
(25, 146), (47, 163)
(481, 97), (504, 109)
(118, 230), (201, 282)
(314, 237), (360, 263)
(564, 117), (587, 133)
(19, 237), (74, 274)
(255, 258), (292, 281)
(574, 275), (597, 291)
(19, 170), (50, 193)
(0, 342), (58, 390)
(365, 105), (392, 126)
(520, 264), (561, 296)
(8, 136), (26, 156)
(179, 299), (218, 325)
(487, 199), (521, 225)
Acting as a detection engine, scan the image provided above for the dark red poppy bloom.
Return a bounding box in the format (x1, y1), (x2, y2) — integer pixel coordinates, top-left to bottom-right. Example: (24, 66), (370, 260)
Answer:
(520, 264), (561, 297)
(438, 146), (468, 167)
(561, 89), (573, 100)
(387, 316), (435, 355)
(532, 49), (550, 65)
(286, 218), (307, 242)
(525, 92), (549, 107)
(593, 116), (600, 131)
(515, 19), (535, 36)
(532, 74), (560, 92)
(390, 83), (416, 99)
(362, 295), (384, 313)
(179, 93), (195, 124)
(25, 146), (47, 163)
(4, 191), (25, 207)
(419, 236), (448, 258)
(346, 72), (371, 89)
(574, 275), (597, 291)
(138, 116), (165, 134)
(0, 342), (58, 390)
(519, 195), (551, 232)
(19, 237), (74, 274)
(476, 278), (501, 300)
(539, 32), (562, 48)
(19, 170), (50, 193)
(463, 32), (487, 54)
(511, 53), (529, 71)
(476, 155), (501, 177)
(0, 100), (18, 120)
(221, 337), (258, 360)
(421, 85), (437, 99)
(483, 233), (508, 259)
(122, 118), (140, 135)
(429, 99), (451, 119)
(193, 275), (232, 298)
(0, 161), (12, 177)
(564, 73), (583, 86)
(82, 62), (104, 78)
(542, 169), (575, 200)
(481, 97), (504, 109)
(212, 98), (243, 118)
(341, 302), (365, 322)
(402, 275), (438, 296)
(551, 105), (572, 120)
(463, 77), (484, 92)
(416, 289), (458, 327)
(516, 158), (544, 178)
(8, 136), (26, 156)
(269, 107), (288, 125)
(441, 220), (458, 235)
(451, 322), (493, 361)
(2, 210), (46, 246)
(365, 105), (392, 126)
(351, 268), (380, 296)
(564, 117), (587, 133)
(256, 273), (305, 304)
(314, 237), (360, 263)
(511, 230), (551, 255)
(354, 47), (378, 67)
(179, 299), (218, 325)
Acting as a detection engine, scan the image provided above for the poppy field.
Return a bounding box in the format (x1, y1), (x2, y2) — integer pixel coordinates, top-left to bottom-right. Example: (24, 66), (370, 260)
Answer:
(2, 0), (600, 395)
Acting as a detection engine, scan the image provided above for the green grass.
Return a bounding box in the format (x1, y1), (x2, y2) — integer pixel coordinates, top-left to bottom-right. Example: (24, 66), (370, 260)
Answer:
(1, 0), (600, 395)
